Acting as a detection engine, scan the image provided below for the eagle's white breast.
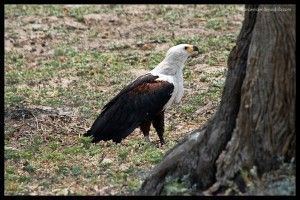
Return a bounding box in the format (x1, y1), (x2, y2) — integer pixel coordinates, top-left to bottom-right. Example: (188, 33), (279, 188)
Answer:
(150, 70), (184, 110)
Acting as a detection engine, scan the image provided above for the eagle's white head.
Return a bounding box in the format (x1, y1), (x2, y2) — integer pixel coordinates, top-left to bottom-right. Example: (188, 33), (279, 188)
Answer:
(165, 44), (199, 62)
(152, 44), (199, 75)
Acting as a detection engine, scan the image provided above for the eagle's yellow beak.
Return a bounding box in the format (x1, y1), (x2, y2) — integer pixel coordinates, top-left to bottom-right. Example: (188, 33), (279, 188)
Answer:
(186, 45), (199, 54)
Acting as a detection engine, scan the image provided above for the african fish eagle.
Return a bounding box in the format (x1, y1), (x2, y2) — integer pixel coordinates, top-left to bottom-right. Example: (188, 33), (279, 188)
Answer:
(84, 44), (199, 145)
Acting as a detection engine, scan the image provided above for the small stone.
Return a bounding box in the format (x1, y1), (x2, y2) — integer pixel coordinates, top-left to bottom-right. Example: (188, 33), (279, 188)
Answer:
(102, 158), (113, 164)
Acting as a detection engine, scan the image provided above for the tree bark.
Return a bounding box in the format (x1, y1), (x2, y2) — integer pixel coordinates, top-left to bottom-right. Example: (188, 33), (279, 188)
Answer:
(138, 4), (295, 195)
(216, 4), (295, 182)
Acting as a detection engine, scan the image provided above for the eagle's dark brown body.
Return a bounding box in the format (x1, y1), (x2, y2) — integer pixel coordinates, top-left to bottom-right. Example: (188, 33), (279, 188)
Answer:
(84, 74), (174, 145)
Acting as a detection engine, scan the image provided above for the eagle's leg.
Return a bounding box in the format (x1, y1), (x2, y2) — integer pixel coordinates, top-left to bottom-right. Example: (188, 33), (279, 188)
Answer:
(152, 111), (165, 145)
(140, 121), (151, 143)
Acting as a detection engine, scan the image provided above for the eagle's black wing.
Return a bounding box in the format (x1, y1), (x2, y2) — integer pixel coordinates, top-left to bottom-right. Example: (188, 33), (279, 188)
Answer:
(84, 73), (174, 143)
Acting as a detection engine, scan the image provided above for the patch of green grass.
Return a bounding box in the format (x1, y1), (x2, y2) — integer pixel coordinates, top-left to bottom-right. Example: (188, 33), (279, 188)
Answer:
(5, 148), (33, 161)
(5, 5), (64, 17)
(68, 6), (106, 22)
(45, 151), (65, 161)
(5, 166), (16, 175)
(5, 51), (24, 70)
(6, 174), (32, 183)
(105, 164), (141, 191)
(109, 171), (128, 185)
(173, 36), (202, 46)
(204, 5), (242, 18)
(99, 160), (112, 170)
(149, 34), (168, 43)
(5, 72), (21, 85)
(79, 136), (93, 149)
(148, 52), (165, 69)
(180, 104), (195, 114)
(23, 164), (36, 174)
(62, 146), (83, 155)
(5, 173), (20, 182)
(152, 6), (195, 24)
(4, 5), (123, 19)
(163, 9), (183, 23)
(118, 148), (130, 161)
(5, 92), (25, 107)
(183, 67), (193, 81)
(206, 84), (223, 102)
(162, 176), (191, 195)
(131, 143), (165, 165)
(32, 135), (44, 145)
(127, 178), (141, 191)
(87, 146), (102, 156)
(206, 35), (234, 51)
(180, 72), (223, 115)
(121, 52), (141, 65)
(54, 46), (78, 57)
(71, 166), (82, 176)
(206, 18), (224, 30)
(108, 42), (130, 51)
(6, 65), (54, 88)
(48, 141), (60, 151)
(57, 165), (70, 176)
(180, 91), (206, 115)
(145, 149), (164, 164)
(4, 126), (17, 139)
(5, 48), (130, 108)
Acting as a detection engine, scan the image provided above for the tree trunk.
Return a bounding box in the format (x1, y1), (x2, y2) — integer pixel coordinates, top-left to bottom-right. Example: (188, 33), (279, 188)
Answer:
(138, 4), (295, 195)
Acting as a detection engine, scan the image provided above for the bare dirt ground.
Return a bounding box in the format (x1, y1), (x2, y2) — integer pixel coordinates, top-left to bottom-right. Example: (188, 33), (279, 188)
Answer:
(5, 5), (246, 195)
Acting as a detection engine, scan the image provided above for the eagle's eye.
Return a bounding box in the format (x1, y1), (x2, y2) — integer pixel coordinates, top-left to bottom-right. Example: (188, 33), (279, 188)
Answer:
(184, 46), (188, 50)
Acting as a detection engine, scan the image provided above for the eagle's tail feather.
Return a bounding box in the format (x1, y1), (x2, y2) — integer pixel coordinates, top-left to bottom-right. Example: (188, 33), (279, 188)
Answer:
(83, 126), (106, 143)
